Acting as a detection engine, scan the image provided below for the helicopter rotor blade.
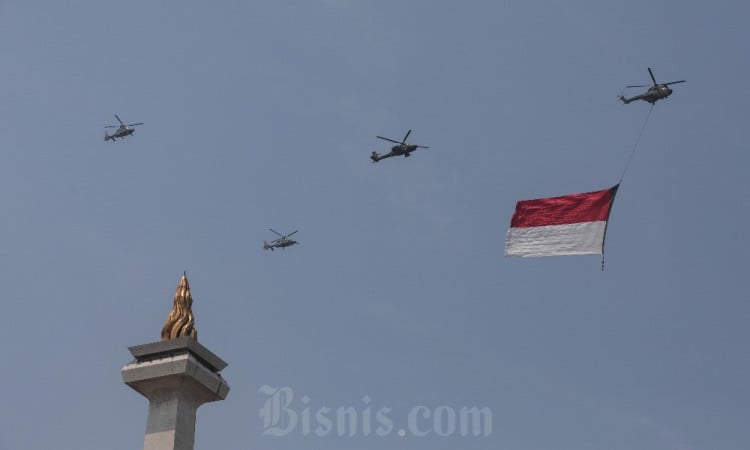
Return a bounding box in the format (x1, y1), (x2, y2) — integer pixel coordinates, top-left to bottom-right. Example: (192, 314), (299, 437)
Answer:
(127, 122), (144, 126)
(104, 125), (118, 129)
(648, 67), (657, 85)
(377, 136), (402, 144)
(269, 228), (283, 237)
(416, 145), (429, 149)
(663, 80), (686, 86)
(625, 84), (649, 88)
(401, 129), (411, 144)
(114, 114), (124, 125)
(285, 230), (298, 238)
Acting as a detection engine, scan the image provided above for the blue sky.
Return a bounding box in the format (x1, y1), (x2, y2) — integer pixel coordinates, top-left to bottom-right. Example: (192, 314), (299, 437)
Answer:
(1, 1), (749, 449)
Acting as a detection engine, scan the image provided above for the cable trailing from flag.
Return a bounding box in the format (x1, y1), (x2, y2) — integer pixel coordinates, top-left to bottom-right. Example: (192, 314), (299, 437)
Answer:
(619, 104), (654, 184)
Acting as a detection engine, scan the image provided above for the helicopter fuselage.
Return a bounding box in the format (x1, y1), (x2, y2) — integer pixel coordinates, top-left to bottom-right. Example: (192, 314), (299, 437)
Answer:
(619, 69), (684, 105)
(371, 144), (420, 162)
(264, 229), (299, 251)
(264, 238), (297, 250)
(275, 238), (296, 248)
(371, 130), (429, 163)
(625, 85), (673, 104)
(114, 126), (135, 137)
(105, 126), (136, 141)
(104, 115), (143, 142)
(392, 144), (418, 154)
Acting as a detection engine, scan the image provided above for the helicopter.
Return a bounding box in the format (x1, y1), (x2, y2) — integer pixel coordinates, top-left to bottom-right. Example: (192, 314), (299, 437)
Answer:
(619, 68), (685, 105)
(104, 114), (143, 142)
(263, 229), (299, 251)
(371, 130), (429, 162)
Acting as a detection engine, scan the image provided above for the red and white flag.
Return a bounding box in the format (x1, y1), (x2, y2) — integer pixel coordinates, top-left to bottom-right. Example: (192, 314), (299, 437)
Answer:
(505, 185), (619, 257)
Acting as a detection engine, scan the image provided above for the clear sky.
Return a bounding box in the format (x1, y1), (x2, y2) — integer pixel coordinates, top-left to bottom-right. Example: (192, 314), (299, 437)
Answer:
(1, 1), (749, 449)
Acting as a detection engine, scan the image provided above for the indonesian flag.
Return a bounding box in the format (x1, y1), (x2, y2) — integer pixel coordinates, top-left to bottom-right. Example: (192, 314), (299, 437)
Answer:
(505, 185), (619, 257)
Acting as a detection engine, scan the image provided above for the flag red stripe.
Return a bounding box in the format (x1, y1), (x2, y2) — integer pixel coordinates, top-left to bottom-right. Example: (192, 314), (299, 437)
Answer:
(510, 186), (618, 228)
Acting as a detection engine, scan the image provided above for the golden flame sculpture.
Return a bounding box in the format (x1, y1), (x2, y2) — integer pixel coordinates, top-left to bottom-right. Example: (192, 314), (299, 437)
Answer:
(161, 272), (198, 341)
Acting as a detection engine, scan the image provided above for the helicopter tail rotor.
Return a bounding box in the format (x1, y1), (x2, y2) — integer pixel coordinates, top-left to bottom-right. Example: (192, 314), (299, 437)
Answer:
(371, 150), (380, 162)
(263, 240), (273, 251)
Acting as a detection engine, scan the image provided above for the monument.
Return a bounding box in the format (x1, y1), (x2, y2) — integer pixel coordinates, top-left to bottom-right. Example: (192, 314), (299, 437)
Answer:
(122, 273), (230, 450)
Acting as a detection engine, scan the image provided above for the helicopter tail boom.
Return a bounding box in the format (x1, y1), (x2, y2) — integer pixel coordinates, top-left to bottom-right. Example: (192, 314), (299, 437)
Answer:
(618, 94), (633, 104)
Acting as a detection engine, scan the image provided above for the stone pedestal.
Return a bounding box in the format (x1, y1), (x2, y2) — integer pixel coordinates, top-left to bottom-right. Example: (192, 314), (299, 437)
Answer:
(122, 337), (230, 450)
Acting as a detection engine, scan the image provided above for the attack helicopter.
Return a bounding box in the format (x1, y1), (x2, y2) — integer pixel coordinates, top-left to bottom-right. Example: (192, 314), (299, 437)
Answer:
(104, 115), (143, 142)
(619, 68), (685, 105)
(371, 130), (429, 162)
(263, 229), (299, 251)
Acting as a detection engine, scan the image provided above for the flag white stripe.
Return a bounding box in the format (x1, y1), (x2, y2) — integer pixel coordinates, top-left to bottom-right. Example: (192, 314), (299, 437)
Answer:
(505, 221), (607, 257)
